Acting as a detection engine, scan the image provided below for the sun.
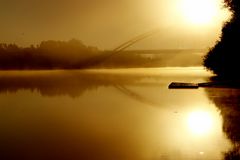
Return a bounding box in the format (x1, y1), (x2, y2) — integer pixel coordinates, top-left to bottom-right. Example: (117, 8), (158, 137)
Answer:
(181, 0), (219, 25)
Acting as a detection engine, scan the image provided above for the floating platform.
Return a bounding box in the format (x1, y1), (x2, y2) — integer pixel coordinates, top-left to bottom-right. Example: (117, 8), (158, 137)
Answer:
(168, 82), (199, 89)
(169, 81), (240, 89)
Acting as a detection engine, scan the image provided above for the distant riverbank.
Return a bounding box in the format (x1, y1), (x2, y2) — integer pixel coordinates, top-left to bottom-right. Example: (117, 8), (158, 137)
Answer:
(0, 40), (206, 70)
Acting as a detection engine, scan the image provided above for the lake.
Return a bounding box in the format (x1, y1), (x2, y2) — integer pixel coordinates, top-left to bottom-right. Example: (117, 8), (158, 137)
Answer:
(0, 67), (238, 160)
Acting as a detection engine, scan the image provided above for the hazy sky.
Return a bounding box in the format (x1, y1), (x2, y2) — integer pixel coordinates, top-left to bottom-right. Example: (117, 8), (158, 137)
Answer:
(0, 0), (229, 49)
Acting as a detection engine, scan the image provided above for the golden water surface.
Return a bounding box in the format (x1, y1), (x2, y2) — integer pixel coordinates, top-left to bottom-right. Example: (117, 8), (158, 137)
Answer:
(0, 67), (237, 160)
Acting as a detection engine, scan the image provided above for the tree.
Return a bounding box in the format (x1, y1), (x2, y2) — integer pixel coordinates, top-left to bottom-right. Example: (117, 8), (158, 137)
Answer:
(204, 0), (240, 77)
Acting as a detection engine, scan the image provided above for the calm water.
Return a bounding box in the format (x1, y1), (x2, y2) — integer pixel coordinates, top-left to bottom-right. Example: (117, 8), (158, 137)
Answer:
(0, 67), (238, 160)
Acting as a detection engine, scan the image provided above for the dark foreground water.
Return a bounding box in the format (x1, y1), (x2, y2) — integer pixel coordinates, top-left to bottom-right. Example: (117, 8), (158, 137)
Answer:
(0, 67), (238, 160)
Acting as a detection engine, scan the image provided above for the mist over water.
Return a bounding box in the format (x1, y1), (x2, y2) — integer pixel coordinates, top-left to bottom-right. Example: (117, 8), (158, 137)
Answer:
(0, 67), (234, 160)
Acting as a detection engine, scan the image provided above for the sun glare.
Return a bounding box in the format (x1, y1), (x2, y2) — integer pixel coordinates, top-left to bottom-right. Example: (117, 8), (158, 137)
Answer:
(187, 111), (213, 135)
(182, 0), (220, 25)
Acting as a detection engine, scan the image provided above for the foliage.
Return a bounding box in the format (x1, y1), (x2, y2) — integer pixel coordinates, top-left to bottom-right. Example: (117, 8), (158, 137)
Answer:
(204, 0), (240, 77)
(0, 39), (100, 69)
(0, 40), (202, 69)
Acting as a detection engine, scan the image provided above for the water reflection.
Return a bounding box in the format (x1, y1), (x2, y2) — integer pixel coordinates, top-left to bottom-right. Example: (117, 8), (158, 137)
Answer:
(205, 87), (240, 160)
(0, 70), (161, 97)
(0, 68), (231, 160)
(187, 111), (213, 135)
(0, 68), (209, 107)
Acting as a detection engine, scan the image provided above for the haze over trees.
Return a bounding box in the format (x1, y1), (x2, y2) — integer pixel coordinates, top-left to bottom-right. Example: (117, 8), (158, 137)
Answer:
(204, 0), (240, 77)
(0, 39), (203, 69)
(0, 39), (101, 69)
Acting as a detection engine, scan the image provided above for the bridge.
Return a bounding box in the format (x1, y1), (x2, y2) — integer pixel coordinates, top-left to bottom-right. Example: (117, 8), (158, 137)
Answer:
(80, 29), (160, 68)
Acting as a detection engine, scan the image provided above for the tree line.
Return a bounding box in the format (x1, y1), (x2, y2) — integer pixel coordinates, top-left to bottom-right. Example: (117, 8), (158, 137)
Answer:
(0, 39), (100, 69)
(204, 0), (240, 78)
(0, 39), (202, 69)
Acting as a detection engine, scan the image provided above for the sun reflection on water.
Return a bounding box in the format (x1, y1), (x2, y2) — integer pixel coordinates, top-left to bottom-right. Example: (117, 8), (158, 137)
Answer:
(187, 110), (213, 136)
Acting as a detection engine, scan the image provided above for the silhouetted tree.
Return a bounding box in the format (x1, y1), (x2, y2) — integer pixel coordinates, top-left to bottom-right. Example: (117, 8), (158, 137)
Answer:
(0, 39), (102, 69)
(204, 0), (240, 77)
(0, 40), (203, 69)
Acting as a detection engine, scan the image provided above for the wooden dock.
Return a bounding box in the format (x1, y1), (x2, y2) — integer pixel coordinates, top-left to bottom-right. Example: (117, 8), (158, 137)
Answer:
(168, 82), (199, 89)
(169, 81), (240, 89)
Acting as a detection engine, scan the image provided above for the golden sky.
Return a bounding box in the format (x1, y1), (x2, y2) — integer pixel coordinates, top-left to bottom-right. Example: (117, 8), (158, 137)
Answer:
(0, 0), (229, 49)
